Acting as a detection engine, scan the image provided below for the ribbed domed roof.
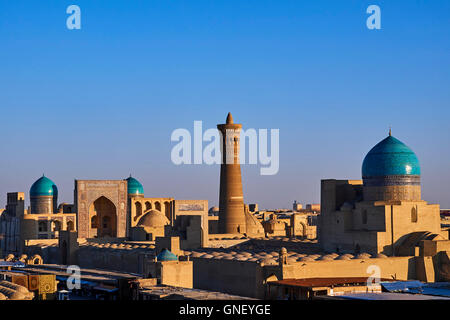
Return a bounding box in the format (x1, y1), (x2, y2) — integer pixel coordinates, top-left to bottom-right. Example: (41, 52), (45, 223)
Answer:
(137, 210), (169, 228)
(30, 176), (58, 197)
(156, 249), (178, 261)
(362, 135), (420, 177)
(125, 176), (144, 195)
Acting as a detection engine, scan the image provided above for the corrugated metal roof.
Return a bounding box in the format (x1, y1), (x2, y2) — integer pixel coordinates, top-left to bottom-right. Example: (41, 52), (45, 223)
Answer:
(381, 281), (450, 298)
(405, 284), (450, 297)
(0, 261), (25, 268)
(338, 292), (450, 300)
(381, 280), (423, 292)
(55, 275), (97, 286)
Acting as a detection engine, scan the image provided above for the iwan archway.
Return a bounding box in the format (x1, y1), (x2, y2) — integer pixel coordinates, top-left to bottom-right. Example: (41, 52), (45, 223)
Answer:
(89, 196), (117, 237)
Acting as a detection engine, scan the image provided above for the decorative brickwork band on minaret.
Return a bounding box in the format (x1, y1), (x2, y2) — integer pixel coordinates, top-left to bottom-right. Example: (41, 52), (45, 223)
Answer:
(217, 113), (246, 234)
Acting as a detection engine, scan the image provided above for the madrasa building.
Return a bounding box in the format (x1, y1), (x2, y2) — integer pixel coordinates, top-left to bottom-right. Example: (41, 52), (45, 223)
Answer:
(0, 175), (209, 255)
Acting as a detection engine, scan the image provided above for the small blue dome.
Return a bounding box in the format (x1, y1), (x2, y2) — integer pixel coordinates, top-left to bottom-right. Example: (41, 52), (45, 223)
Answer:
(30, 176), (58, 197)
(126, 176), (144, 195)
(156, 249), (178, 262)
(362, 135), (420, 177)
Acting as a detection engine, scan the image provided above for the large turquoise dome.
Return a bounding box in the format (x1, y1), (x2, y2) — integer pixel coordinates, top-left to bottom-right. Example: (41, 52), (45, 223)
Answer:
(126, 176), (144, 195)
(30, 176), (58, 197)
(362, 135), (420, 177)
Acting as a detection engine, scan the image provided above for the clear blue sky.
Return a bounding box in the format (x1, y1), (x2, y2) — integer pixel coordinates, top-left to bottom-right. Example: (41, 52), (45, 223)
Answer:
(0, 0), (449, 209)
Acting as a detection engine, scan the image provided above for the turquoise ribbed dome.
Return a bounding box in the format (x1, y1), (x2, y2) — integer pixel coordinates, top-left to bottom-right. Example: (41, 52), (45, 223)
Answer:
(362, 135), (420, 177)
(156, 249), (178, 261)
(30, 176), (58, 197)
(126, 176), (144, 195)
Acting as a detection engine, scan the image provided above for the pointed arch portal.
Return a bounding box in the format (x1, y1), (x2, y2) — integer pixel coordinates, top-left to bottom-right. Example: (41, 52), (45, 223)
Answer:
(89, 196), (117, 237)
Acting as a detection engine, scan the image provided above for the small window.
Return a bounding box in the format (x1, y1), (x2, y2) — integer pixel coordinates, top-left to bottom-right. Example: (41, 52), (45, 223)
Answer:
(52, 220), (61, 232)
(135, 202), (143, 218)
(67, 221), (74, 231)
(362, 210), (368, 224)
(102, 216), (110, 228)
(91, 216), (98, 228)
(411, 207), (418, 223)
(38, 221), (48, 232)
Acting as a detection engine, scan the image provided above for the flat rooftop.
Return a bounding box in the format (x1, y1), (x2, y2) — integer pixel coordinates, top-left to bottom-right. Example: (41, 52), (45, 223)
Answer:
(6, 264), (141, 284)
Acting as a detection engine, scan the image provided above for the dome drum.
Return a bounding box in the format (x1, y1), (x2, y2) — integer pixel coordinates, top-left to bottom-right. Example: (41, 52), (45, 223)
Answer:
(363, 184), (421, 202)
(30, 196), (55, 214)
(363, 175), (420, 187)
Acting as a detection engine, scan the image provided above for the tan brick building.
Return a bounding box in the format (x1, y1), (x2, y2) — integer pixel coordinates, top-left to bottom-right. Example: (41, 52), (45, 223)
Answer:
(319, 132), (446, 255)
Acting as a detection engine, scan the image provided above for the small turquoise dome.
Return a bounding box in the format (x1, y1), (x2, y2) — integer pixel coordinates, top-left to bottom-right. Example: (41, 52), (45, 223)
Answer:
(362, 135), (420, 177)
(156, 249), (178, 262)
(126, 176), (144, 195)
(30, 176), (58, 197)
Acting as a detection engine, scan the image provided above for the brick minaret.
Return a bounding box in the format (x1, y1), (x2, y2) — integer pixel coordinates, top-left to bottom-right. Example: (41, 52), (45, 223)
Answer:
(217, 113), (246, 234)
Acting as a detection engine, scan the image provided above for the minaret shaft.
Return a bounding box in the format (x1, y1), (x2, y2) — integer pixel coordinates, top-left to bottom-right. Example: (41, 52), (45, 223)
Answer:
(217, 114), (246, 234)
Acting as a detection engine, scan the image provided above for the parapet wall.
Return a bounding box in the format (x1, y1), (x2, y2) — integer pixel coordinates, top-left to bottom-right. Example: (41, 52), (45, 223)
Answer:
(191, 257), (265, 299)
(282, 256), (415, 281)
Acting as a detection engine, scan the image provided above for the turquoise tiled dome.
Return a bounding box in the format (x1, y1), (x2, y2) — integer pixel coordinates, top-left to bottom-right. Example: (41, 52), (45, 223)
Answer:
(362, 135), (420, 177)
(126, 176), (144, 195)
(30, 175), (58, 197)
(156, 249), (178, 261)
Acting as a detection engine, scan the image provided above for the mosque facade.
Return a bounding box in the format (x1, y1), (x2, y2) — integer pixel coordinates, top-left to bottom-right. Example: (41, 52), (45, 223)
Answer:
(319, 131), (445, 255)
(0, 175), (209, 255)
